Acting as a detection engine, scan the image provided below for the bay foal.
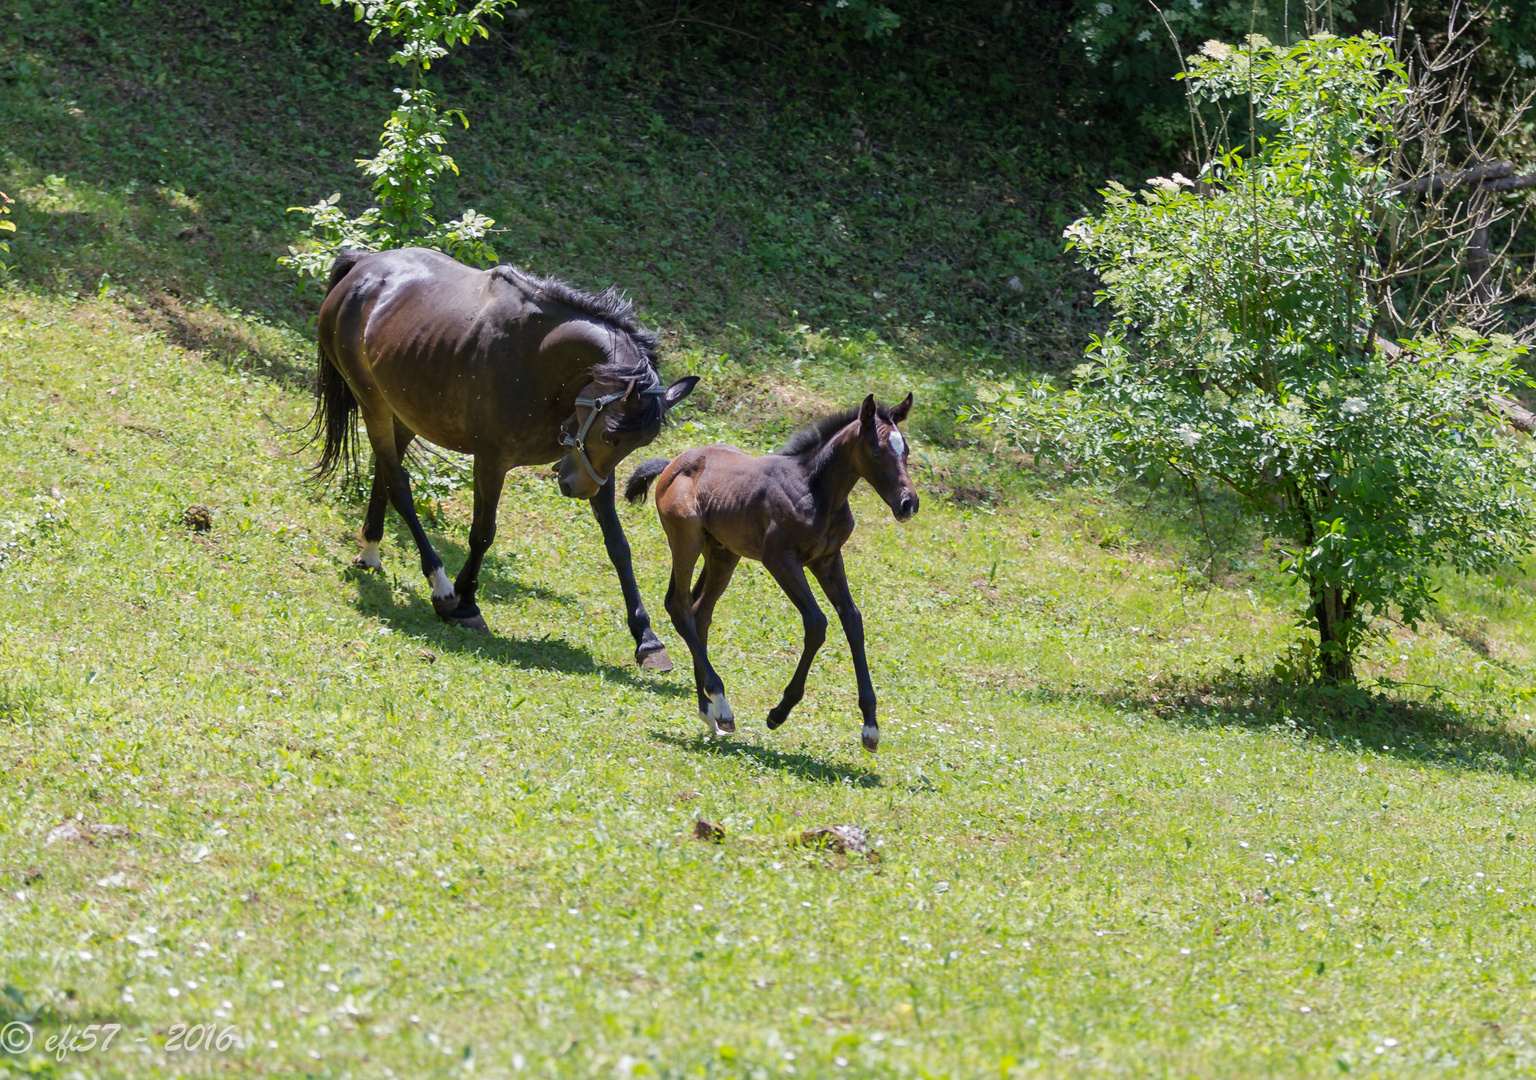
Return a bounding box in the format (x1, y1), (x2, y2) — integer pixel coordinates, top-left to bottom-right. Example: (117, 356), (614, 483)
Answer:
(625, 394), (918, 752)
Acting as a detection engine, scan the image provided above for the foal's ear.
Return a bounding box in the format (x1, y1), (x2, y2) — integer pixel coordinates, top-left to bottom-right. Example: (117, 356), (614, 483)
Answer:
(890, 392), (913, 425)
(859, 394), (878, 439)
(662, 375), (701, 410)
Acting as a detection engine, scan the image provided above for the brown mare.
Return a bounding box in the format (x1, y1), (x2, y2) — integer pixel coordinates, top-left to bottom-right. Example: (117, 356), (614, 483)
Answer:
(624, 394), (918, 752)
(313, 247), (697, 668)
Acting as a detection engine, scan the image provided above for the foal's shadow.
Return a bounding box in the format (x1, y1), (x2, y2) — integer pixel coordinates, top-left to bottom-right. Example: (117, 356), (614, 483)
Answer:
(346, 567), (691, 697)
(649, 730), (884, 787)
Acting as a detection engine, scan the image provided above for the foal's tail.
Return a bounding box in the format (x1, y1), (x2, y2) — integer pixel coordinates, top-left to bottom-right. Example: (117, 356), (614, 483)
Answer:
(624, 457), (671, 504)
(311, 249), (367, 484)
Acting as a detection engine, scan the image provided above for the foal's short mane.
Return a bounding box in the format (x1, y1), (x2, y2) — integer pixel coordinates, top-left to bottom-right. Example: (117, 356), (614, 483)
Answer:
(776, 403), (893, 458)
(492, 265), (660, 371)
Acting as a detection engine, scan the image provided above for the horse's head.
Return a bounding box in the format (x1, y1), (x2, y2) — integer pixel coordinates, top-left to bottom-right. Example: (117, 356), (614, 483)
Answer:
(854, 392), (919, 522)
(557, 374), (700, 499)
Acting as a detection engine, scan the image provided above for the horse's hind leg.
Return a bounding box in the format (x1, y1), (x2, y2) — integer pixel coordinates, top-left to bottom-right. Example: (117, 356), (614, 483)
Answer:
(355, 424), (416, 572)
(361, 407), (457, 616)
(810, 553), (879, 752)
(662, 526), (733, 736)
(445, 457), (506, 632)
(762, 555), (828, 733)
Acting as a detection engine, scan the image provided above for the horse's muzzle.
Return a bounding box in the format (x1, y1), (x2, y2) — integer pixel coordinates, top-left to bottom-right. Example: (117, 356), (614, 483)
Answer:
(895, 494), (919, 521)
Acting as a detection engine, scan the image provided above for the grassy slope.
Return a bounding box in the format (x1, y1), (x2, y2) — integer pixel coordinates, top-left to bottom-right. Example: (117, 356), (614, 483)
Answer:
(7, 3), (1536, 1078)
(4, 294), (1536, 1079)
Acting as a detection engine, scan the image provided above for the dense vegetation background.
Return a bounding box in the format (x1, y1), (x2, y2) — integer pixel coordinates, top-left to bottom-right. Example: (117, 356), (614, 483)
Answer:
(6, 0), (1528, 376)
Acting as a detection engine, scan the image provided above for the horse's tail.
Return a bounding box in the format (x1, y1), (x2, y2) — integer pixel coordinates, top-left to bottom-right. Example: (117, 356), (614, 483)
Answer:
(625, 457), (671, 504)
(311, 249), (367, 484)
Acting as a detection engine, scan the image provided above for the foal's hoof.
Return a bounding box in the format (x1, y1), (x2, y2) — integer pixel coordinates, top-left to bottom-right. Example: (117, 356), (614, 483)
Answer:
(637, 644), (674, 673)
(431, 592), (462, 619)
(351, 555), (383, 573)
(861, 723), (880, 753)
(765, 707), (788, 731)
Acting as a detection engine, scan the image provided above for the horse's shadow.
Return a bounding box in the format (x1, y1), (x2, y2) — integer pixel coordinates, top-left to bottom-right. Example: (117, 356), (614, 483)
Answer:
(345, 566), (691, 697)
(649, 730), (884, 787)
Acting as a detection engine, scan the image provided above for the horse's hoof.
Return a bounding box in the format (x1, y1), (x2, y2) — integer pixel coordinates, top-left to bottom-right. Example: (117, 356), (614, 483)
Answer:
(451, 611), (489, 633)
(638, 645), (674, 673)
(351, 556), (383, 573)
(699, 693), (735, 737)
(861, 724), (880, 753)
(431, 593), (462, 619)
(765, 708), (787, 731)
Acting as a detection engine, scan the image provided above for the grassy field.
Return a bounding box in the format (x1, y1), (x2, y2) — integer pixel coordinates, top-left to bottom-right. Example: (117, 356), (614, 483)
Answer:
(8, 4), (1536, 1076)
(4, 287), (1536, 1079)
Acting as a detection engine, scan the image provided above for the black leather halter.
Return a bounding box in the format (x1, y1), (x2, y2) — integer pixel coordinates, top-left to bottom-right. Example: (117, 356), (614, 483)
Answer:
(560, 387), (666, 487)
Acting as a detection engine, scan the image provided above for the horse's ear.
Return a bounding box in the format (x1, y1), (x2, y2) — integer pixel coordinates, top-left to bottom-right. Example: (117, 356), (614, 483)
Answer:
(859, 394), (878, 440)
(662, 375), (700, 410)
(890, 392), (913, 424)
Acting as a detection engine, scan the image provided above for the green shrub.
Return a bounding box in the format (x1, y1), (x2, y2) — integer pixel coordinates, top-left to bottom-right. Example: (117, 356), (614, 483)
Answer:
(979, 32), (1536, 682)
(280, 0), (508, 278)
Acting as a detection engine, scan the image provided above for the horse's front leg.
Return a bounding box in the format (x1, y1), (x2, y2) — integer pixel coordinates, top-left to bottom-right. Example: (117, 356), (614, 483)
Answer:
(763, 556), (828, 733)
(810, 553), (879, 752)
(590, 477), (674, 671)
(444, 458), (506, 632)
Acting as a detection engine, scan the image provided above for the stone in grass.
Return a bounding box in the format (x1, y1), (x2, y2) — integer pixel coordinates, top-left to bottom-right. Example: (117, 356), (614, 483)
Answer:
(46, 822), (132, 845)
(795, 824), (880, 862)
(693, 818), (726, 843)
(182, 504), (213, 532)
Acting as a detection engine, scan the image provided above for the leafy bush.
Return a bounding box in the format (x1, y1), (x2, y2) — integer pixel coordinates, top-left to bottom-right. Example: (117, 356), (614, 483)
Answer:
(281, 0), (508, 278)
(979, 33), (1536, 682)
(0, 190), (12, 273)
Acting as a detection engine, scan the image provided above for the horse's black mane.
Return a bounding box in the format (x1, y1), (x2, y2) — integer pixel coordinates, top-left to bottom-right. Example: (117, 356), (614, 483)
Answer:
(776, 403), (892, 458)
(492, 265), (660, 371)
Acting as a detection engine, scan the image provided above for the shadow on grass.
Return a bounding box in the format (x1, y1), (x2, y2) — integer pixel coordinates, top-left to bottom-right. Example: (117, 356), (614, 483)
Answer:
(346, 568), (691, 698)
(649, 730), (884, 787)
(1095, 672), (1536, 779)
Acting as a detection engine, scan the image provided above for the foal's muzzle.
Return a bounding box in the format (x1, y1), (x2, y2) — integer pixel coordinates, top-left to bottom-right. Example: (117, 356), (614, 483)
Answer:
(895, 494), (919, 521)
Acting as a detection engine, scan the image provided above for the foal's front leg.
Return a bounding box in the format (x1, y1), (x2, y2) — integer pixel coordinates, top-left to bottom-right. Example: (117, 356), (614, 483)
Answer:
(810, 553), (880, 752)
(763, 556), (828, 732)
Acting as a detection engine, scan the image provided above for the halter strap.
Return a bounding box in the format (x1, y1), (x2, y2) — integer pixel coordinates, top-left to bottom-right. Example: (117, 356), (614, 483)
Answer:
(560, 386), (667, 488)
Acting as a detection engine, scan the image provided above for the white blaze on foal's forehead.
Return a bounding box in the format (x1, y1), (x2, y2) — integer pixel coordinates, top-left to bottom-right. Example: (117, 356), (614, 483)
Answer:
(888, 427), (907, 456)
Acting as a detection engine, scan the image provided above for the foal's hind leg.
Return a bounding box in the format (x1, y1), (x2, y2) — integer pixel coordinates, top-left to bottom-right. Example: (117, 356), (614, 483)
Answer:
(662, 528), (734, 736)
(355, 424), (416, 572)
(359, 407), (458, 616)
(692, 541), (739, 649)
(762, 555), (828, 733)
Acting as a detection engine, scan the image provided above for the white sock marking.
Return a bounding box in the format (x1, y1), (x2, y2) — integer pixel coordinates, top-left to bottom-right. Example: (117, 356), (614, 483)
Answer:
(699, 692), (735, 736)
(429, 567), (456, 600)
(357, 540), (382, 570)
(863, 723), (880, 748)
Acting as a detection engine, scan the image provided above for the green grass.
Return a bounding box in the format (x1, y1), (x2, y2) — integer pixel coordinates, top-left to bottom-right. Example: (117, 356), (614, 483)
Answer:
(8, 5), (1536, 1076)
(6, 290), (1536, 1078)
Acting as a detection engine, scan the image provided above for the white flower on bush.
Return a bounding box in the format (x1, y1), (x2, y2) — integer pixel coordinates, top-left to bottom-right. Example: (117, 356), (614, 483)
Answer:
(1341, 397), (1369, 417)
(1096, 2), (1113, 15)
(1519, 52), (1535, 70)
(1176, 424), (1202, 447)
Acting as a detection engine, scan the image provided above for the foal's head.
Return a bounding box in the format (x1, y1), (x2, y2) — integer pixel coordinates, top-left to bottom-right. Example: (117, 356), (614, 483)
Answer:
(851, 393), (919, 521)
